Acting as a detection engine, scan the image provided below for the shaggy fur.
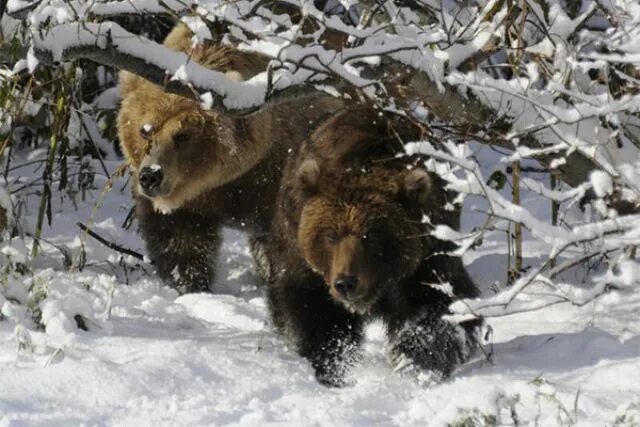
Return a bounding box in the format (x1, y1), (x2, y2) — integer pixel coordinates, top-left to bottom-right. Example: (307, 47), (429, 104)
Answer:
(261, 106), (482, 386)
(118, 24), (344, 293)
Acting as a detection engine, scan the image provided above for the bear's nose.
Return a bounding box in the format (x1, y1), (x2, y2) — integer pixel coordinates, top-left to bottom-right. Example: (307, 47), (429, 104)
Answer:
(139, 166), (163, 191)
(335, 274), (358, 298)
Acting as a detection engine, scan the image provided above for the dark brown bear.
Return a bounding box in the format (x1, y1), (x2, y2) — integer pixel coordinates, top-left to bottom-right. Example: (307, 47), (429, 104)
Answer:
(117, 24), (343, 293)
(261, 106), (482, 386)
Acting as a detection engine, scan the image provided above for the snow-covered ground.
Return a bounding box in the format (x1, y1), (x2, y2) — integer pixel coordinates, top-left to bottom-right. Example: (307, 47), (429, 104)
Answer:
(1, 152), (640, 427)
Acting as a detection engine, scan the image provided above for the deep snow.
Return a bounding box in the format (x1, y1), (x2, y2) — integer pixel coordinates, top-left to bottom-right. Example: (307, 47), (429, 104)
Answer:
(1, 152), (639, 427)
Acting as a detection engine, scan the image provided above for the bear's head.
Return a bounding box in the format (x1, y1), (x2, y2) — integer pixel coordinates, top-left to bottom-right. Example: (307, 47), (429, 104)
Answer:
(295, 159), (433, 313)
(117, 24), (270, 214)
(117, 81), (257, 213)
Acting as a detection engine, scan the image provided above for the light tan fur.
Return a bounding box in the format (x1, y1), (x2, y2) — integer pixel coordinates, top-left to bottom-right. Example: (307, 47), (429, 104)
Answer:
(118, 23), (342, 214)
(118, 81), (274, 213)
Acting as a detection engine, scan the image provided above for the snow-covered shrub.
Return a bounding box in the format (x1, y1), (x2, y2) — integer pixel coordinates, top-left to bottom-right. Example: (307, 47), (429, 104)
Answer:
(1, 239), (117, 334)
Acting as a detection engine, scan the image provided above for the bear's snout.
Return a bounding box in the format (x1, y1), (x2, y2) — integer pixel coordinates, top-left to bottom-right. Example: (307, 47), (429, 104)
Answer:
(139, 166), (164, 195)
(334, 274), (358, 299)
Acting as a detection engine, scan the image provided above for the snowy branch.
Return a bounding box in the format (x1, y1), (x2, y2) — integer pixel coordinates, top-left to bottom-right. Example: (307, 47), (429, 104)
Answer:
(31, 21), (331, 115)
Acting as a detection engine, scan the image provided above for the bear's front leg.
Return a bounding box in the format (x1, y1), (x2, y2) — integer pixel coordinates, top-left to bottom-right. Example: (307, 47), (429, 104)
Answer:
(268, 271), (364, 387)
(387, 303), (482, 385)
(383, 257), (483, 384)
(136, 197), (221, 294)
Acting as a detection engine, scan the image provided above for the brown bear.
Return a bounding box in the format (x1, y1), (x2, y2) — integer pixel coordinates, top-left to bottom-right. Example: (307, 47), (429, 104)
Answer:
(117, 23), (344, 293)
(261, 106), (482, 386)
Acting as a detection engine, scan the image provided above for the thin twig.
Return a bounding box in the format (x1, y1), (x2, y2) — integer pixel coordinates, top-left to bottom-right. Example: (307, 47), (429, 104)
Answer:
(76, 221), (144, 260)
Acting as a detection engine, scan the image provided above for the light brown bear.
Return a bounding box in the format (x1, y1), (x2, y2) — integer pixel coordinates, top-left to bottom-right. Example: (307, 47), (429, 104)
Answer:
(261, 106), (482, 386)
(117, 23), (343, 293)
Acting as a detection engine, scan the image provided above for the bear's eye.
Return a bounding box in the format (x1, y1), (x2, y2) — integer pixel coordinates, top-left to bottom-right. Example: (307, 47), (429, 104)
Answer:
(140, 125), (153, 140)
(173, 132), (189, 147)
(324, 230), (338, 244)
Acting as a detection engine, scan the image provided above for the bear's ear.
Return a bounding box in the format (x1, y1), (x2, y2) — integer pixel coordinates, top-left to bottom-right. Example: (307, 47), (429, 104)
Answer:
(402, 169), (431, 204)
(119, 71), (141, 95)
(162, 22), (195, 52)
(297, 159), (320, 194)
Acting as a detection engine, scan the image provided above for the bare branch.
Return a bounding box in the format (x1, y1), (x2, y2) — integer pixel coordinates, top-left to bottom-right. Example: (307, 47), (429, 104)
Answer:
(77, 222), (144, 260)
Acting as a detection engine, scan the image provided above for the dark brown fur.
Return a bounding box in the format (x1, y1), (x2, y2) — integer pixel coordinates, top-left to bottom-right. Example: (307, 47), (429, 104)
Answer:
(118, 24), (344, 293)
(261, 107), (482, 386)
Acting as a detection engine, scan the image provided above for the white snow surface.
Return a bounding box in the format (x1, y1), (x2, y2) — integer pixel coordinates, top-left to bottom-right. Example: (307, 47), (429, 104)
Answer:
(1, 154), (639, 426)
